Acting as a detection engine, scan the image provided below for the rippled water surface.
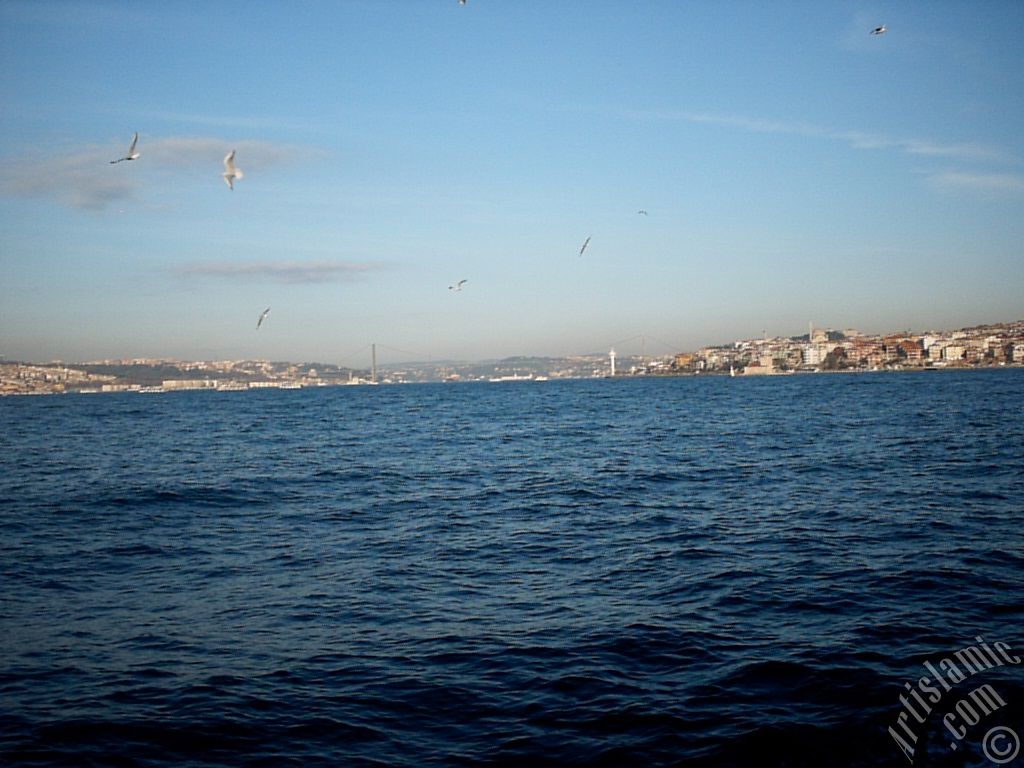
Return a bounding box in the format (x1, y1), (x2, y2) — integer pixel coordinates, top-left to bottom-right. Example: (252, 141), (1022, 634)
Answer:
(2, 371), (1023, 766)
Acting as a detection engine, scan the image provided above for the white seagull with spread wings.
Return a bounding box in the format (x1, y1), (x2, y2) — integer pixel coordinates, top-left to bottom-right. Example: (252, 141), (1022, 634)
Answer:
(871, 25), (886, 35)
(449, 279), (468, 292)
(110, 132), (140, 164)
(257, 307), (270, 329)
(223, 150), (244, 190)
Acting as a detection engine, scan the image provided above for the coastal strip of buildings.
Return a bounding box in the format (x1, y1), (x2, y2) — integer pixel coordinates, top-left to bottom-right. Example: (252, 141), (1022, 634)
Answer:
(2, 319), (1022, 396)
(0, 359), (373, 396)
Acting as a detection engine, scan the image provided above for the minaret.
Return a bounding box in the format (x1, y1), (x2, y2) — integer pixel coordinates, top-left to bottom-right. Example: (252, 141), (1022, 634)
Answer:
(609, 348), (616, 377)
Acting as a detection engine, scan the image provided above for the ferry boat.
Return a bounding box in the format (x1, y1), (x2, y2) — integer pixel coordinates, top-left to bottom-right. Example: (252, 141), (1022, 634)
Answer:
(488, 374), (535, 382)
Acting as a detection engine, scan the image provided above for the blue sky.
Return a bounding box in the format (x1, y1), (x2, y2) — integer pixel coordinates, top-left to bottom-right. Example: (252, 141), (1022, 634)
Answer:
(2, 1), (1022, 364)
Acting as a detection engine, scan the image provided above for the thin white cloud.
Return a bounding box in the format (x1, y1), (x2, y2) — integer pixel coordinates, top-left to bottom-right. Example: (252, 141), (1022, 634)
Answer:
(138, 111), (323, 133)
(634, 109), (1008, 163)
(834, 130), (1002, 162)
(0, 149), (138, 211)
(140, 136), (314, 172)
(927, 171), (1024, 193)
(672, 111), (825, 139)
(176, 260), (384, 285)
(614, 107), (1018, 196)
(0, 135), (313, 211)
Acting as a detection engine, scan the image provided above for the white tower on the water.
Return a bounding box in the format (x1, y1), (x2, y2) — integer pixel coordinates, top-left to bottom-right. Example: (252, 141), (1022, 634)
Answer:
(609, 348), (617, 377)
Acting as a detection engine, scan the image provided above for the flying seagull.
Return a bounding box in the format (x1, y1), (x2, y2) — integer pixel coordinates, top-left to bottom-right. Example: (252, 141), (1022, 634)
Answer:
(449, 279), (468, 292)
(579, 236), (591, 257)
(637, 210), (648, 216)
(459, 0), (466, 4)
(257, 307), (270, 329)
(110, 132), (139, 164)
(871, 24), (886, 35)
(223, 149), (244, 190)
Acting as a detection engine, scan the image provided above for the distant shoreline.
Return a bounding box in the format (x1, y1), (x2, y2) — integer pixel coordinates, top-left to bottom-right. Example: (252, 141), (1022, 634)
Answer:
(2, 361), (1021, 398)
(4, 317), (1023, 395)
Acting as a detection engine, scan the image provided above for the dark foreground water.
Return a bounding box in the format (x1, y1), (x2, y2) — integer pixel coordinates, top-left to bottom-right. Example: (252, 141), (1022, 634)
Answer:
(2, 370), (1023, 767)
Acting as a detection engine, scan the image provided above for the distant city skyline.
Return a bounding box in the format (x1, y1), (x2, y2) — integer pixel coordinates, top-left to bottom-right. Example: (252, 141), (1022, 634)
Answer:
(2, 2), (1022, 364)
(4, 316), (1021, 396)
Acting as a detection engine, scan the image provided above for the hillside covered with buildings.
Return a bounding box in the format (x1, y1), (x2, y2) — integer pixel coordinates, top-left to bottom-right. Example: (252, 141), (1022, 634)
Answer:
(679, 319), (1024, 375)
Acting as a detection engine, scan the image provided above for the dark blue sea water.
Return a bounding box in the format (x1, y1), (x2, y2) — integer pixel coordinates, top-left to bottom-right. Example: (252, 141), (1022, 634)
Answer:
(2, 371), (1023, 767)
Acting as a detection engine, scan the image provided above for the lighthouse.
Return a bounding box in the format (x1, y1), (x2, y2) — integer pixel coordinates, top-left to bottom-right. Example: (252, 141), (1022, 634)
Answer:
(609, 348), (617, 377)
